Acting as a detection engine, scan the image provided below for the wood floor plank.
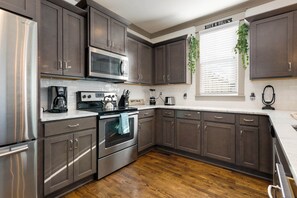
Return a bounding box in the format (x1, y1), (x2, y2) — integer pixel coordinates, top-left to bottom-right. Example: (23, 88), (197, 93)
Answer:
(63, 150), (270, 198)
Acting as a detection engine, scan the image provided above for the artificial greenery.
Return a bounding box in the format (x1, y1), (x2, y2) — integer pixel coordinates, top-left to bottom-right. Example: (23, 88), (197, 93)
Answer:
(234, 23), (249, 69)
(188, 35), (199, 74)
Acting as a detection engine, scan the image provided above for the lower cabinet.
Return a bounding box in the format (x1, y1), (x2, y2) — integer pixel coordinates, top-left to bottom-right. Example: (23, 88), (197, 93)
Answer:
(236, 126), (259, 170)
(162, 117), (175, 148)
(44, 126), (96, 196)
(203, 122), (236, 164)
(138, 117), (155, 152)
(176, 119), (201, 154)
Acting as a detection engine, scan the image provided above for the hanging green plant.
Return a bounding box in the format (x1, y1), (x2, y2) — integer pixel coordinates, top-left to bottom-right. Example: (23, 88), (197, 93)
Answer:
(234, 23), (249, 69)
(188, 35), (199, 74)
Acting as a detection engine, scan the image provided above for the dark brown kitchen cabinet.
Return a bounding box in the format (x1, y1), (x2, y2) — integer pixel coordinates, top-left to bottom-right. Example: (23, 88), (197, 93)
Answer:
(89, 7), (127, 55)
(154, 38), (191, 84)
(154, 45), (166, 84)
(259, 116), (273, 174)
(44, 133), (73, 195)
(0, 0), (37, 19)
(40, 1), (85, 78)
(127, 37), (152, 84)
(250, 12), (294, 79)
(176, 119), (201, 154)
(162, 117), (175, 148)
(138, 117), (155, 152)
(203, 122), (236, 164)
(43, 117), (96, 196)
(236, 126), (259, 170)
(155, 109), (163, 145)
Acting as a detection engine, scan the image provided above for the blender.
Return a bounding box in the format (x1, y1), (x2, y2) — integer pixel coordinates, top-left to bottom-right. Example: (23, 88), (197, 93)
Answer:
(149, 89), (156, 105)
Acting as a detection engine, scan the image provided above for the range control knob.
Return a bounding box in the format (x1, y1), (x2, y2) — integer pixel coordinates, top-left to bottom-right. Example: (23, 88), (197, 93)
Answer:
(88, 95), (91, 99)
(82, 95), (86, 99)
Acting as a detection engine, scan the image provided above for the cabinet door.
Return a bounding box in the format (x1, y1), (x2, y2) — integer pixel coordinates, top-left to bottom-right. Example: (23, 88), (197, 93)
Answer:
(44, 134), (73, 196)
(138, 117), (155, 152)
(162, 117), (175, 148)
(0, 0), (36, 19)
(73, 129), (96, 182)
(250, 12), (293, 79)
(155, 109), (163, 145)
(259, 116), (273, 174)
(62, 9), (85, 77)
(237, 126), (259, 170)
(166, 40), (187, 83)
(89, 7), (110, 51)
(203, 122), (235, 163)
(127, 38), (139, 83)
(154, 45), (166, 84)
(110, 19), (127, 55)
(40, 1), (63, 75)
(139, 43), (153, 84)
(176, 119), (201, 154)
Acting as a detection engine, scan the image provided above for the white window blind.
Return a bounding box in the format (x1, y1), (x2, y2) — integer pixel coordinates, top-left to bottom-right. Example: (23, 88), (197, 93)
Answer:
(199, 21), (239, 96)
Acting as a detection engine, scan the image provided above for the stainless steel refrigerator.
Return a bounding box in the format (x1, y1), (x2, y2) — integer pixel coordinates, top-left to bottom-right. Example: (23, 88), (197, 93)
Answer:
(0, 8), (38, 198)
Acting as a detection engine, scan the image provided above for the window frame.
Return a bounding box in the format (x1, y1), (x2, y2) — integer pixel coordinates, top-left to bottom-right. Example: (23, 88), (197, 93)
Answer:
(195, 20), (245, 101)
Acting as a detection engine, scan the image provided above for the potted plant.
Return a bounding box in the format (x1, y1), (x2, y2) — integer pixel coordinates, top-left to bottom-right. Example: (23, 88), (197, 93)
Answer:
(234, 23), (249, 69)
(188, 35), (199, 74)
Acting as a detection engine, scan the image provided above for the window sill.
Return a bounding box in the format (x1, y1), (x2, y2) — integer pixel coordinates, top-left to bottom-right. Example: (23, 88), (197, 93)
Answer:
(195, 95), (245, 101)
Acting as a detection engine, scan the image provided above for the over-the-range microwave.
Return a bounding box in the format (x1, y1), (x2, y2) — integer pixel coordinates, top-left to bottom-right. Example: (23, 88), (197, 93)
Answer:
(87, 47), (129, 82)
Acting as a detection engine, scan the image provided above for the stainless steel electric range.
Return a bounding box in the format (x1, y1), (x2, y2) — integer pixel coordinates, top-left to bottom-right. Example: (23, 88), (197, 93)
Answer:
(77, 91), (138, 179)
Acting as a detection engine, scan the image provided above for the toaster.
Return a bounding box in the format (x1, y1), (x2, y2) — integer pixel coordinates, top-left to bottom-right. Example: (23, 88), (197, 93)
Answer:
(164, 97), (175, 105)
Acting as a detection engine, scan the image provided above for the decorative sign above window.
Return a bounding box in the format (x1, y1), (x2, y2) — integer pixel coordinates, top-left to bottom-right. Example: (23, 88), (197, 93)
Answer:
(205, 18), (233, 29)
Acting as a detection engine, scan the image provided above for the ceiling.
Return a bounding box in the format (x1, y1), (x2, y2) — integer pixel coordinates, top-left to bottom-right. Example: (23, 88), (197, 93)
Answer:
(91, 0), (249, 34)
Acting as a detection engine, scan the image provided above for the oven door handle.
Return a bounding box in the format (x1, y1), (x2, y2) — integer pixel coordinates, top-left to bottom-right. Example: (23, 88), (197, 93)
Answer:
(100, 111), (139, 119)
(275, 163), (293, 198)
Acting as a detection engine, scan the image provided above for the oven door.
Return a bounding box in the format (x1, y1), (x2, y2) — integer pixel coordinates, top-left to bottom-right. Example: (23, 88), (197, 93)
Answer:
(88, 47), (128, 81)
(98, 112), (138, 158)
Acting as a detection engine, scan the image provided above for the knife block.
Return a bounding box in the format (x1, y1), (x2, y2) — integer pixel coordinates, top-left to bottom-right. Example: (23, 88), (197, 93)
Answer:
(118, 95), (129, 108)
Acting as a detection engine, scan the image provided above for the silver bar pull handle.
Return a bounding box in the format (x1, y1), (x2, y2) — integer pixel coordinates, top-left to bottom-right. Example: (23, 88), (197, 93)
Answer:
(144, 113), (149, 115)
(0, 145), (29, 157)
(68, 124), (80, 128)
(214, 116), (223, 119)
(184, 114), (192, 117)
(69, 140), (73, 151)
(243, 118), (254, 122)
(289, 62), (292, 72)
(204, 125), (207, 130)
(74, 139), (79, 149)
(240, 130), (244, 135)
(58, 60), (63, 70)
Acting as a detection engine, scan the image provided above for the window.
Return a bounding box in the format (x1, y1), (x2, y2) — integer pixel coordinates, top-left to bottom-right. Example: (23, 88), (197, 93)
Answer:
(198, 21), (241, 97)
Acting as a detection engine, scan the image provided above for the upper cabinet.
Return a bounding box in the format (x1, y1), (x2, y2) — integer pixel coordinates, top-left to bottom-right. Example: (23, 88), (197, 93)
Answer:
(77, 0), (129, 56)
(0, 0), (37, 19)
(154, 37), (191, 84)
(40, 1), (85, 78)
(127, 37), (153, 84)
(250, 12), (295, 79)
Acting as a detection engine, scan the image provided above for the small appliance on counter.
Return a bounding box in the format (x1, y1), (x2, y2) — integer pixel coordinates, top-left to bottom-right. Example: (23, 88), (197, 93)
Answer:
(149, 89), (156, 105)
(118, 89), (130, 108)
(48, 86), (68, 113)
(164, 96), (175, 106)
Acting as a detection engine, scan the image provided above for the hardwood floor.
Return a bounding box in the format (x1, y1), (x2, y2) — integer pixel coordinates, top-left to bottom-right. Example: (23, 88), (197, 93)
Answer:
(64, 150), (270, 198)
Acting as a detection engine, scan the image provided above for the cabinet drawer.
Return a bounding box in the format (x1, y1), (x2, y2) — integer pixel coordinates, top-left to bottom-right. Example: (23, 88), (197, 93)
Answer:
(162, 109), (175, 117)
(204, 112), (235, 124)
(239, 115), (259, 126)
(139, 109), (155, 119)
(44, 117), (96, 137)
(176, 110), (200, 120)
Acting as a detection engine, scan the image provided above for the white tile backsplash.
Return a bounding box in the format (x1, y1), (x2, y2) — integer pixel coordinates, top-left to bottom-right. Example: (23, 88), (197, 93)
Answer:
(41, 66), (297, 112)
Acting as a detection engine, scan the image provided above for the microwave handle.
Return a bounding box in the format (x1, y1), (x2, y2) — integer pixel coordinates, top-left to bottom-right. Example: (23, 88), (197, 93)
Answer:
(120, 60), (124, 75)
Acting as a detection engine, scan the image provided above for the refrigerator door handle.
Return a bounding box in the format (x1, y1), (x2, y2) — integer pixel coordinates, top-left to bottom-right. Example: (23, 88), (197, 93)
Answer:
(0, 145), (29, 157)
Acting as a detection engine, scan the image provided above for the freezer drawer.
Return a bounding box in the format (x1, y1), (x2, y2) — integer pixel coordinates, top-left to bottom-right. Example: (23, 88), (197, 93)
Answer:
(0, 141), (37, 198)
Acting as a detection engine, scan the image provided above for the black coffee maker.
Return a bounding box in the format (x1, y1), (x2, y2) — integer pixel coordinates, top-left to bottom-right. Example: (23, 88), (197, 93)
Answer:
(48, 86), (68, 113)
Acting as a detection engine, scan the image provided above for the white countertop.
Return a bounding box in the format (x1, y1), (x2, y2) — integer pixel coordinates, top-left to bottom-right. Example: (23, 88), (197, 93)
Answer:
(41, 104), (297, 183)
(41, 110), (98, 122)
(133, 105), (297, 183)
